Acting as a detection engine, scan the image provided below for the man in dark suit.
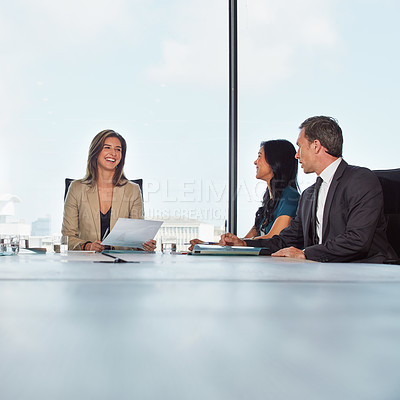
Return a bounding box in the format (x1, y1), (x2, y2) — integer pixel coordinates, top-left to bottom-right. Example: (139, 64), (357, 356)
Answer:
(221, 116), (396, 263)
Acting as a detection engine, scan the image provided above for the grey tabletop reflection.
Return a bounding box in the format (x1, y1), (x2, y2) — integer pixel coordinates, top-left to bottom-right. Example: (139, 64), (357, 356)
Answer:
(1, 251), (400, 400)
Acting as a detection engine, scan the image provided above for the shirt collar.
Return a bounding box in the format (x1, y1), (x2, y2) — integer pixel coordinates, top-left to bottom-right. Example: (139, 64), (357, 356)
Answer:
(318, 157), (342, 184)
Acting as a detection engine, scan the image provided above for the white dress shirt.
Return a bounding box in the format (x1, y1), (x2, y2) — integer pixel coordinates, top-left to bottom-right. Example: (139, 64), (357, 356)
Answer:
(316, 157), (342, 243)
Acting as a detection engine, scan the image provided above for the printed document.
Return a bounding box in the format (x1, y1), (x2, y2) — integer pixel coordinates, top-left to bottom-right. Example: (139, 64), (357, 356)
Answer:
(101, 218), (163, 249)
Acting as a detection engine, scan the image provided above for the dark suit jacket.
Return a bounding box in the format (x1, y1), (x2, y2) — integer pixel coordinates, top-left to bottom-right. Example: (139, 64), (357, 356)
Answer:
(246, 160), (397, 263)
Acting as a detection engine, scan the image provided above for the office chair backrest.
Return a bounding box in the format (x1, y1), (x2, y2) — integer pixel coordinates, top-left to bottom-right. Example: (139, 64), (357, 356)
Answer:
(64, 178), (144, 203)
(373, 169), (400, 259)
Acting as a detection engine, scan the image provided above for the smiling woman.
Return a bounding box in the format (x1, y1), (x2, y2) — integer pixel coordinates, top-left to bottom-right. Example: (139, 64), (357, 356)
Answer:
(248, 140), (299, 240)
(61, 129), (156, 252)
(96, 137), (122, 175)
(189, 139), (299, 250)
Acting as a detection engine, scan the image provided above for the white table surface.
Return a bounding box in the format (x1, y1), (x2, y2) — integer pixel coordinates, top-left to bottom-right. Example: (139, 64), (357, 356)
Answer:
(1, 252), (400, 400)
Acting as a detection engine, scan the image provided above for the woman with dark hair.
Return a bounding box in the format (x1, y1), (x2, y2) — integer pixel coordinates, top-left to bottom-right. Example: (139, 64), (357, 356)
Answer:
(62, 129), (156, 252)
(189, 139), (299, 250)
(244, 139), (299, 240)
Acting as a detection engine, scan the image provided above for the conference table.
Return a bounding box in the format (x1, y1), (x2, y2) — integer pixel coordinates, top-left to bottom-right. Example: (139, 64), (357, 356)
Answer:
(1, 250), (400, 400)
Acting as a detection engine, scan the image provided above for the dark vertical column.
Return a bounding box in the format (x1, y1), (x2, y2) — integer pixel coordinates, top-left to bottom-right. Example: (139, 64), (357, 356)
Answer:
(228, 0), (238, 234)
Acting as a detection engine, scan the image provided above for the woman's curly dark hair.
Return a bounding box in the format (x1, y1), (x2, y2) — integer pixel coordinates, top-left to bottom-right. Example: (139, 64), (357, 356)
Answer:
(254, 139), (299, 234)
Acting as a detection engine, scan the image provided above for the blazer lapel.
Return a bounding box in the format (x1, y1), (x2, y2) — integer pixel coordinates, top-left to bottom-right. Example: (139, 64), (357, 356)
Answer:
(322, 160), (348, 241)
(110, 185), (125, 230)
(86, 183), (101, 239)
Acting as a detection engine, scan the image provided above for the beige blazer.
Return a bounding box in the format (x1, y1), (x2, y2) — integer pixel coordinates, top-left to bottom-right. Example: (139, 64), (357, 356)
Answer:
(62, 180), (143, 250)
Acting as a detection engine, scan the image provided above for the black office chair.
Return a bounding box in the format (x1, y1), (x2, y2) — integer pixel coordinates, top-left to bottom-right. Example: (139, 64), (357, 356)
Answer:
(64, 178), (144, 204)
(373, 169), (400, 259)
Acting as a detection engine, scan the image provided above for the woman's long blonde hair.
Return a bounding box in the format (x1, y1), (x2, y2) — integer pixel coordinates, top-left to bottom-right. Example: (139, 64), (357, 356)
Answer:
(82, 129), (128, 187)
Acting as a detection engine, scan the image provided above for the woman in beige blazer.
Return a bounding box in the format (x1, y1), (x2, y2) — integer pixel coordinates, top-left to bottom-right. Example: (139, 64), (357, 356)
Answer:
(62, 129), (156, 252)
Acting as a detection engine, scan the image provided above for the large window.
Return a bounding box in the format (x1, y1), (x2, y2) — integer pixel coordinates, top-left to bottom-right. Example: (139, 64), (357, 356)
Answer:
(237, 0), (400, 235)
(2, 1), (399, 242)
(1, 0), (228, 242)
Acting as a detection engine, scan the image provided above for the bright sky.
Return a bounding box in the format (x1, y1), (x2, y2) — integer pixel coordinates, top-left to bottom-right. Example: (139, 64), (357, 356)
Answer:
(1, 0), (399, 236)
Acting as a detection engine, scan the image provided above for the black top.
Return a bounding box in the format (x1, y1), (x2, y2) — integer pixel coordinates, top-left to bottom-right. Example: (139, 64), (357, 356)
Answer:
(100, 208), (111, 241)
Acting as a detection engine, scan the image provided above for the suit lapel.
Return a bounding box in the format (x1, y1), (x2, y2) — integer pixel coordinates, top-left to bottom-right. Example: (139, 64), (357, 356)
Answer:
(322, 160), (348, 241)
(110, 185), (125, 230)
(86, 183), (100, 239)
